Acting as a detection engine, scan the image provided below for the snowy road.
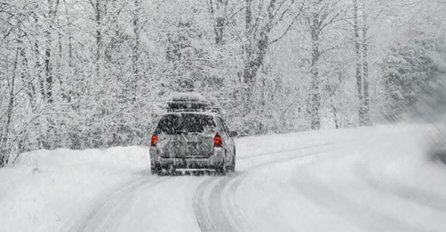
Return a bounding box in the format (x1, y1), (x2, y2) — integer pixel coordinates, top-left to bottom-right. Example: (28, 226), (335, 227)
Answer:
(1, 125), (446, 232)
(70, 141), (333, 232)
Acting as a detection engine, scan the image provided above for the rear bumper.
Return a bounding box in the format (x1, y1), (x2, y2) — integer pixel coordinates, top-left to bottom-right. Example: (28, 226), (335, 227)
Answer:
(150, 147), (224, 169)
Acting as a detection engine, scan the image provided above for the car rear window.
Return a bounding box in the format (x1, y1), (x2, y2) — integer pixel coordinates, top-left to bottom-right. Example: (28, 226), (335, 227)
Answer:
(155, 114), (216, 134)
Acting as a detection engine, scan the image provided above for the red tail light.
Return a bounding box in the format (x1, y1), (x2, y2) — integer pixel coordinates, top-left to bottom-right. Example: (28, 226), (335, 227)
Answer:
(214, 133), (222, 147)
(151, 134), (158, 146)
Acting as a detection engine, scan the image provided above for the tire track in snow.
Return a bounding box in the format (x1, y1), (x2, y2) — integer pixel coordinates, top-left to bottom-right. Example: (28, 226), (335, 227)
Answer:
(193, 177), (229, 232)
(193, 143), (333, 232)
(71, 176), (169, 232)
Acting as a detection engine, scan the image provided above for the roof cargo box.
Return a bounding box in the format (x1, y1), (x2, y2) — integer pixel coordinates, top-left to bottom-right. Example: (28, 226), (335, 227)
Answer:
(167, 92), (212, 112)
(169, 92), (208, 103)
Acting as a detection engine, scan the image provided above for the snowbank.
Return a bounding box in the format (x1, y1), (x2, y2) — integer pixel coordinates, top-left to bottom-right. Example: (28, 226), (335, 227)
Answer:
(0, 146), (149, 232)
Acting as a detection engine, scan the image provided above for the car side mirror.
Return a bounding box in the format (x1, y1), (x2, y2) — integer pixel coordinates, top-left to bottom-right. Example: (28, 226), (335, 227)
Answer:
(229, 131), (238, 137)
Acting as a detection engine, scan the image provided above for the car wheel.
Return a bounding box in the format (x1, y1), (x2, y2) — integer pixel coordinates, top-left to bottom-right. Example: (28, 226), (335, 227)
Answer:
(228, 156), (235, 172)
(228, 149), (236, 172)
(216, 162), (227, 176)
(228, 153), (235, 172)
(166, 164), (178, 176)
(151, 163), (161, 175)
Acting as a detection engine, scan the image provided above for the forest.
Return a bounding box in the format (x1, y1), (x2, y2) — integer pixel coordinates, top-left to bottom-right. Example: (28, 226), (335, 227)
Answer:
(1, 0), (445, 164)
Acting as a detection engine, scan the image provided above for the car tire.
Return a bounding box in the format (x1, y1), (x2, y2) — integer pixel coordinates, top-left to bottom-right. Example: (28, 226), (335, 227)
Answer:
(151, 163), (162, 175)
(216, 161), (227, 176)
(228, 150), (236, 172)
(216, 167), (226, 175)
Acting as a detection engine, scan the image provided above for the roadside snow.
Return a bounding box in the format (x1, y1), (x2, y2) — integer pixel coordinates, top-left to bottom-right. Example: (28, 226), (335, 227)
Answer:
(0, 147), (149, 232)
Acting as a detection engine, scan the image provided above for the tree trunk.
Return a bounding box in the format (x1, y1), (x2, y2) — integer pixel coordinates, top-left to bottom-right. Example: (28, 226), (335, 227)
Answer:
(132, 0), (141, 83)
(45, 0), (60, 149)
(242, 0), (254, 110)
(95, 0), (102, 80)
(209, 0), (228, 45)
(309, 23), (321, 130)
(353, 0), (365, 126)
(45, 0), (59, 104)
(57, 19), (70, 103)
(242, 0), (276, 112)
(332, 103), (339, 129)
(33, 13), (45, 102)
(45, 27), (53, 104)
(361, 1), (371, 125)
(1, 46), (19, 165)
(19, 35), (36, 109)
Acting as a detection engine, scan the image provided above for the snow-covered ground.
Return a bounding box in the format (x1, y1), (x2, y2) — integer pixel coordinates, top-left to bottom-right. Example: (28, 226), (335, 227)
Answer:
(0, 124), (445, 232)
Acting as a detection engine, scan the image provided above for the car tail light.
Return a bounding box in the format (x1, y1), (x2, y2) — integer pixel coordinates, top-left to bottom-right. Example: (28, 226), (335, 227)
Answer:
(214, 133), (222, 147)
(151, 134), (158, 146)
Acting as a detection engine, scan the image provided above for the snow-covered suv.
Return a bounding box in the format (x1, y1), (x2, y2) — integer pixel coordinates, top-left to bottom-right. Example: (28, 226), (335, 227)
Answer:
(149, 93), (237, 175)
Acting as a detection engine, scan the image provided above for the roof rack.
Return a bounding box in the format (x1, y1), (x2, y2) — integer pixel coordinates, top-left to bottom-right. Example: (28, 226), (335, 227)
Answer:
(167, 105), (221, 114)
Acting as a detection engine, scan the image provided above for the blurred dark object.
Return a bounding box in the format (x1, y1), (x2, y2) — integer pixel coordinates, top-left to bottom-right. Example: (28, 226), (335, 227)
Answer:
(411, 71), (446, 164)
(429, 149), (446, 164)
(428, 132), (446, 165)
(409, 72), (446, 123)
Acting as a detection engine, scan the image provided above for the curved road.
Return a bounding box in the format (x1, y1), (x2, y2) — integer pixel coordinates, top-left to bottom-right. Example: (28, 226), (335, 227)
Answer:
(68, 127), (446, 232)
